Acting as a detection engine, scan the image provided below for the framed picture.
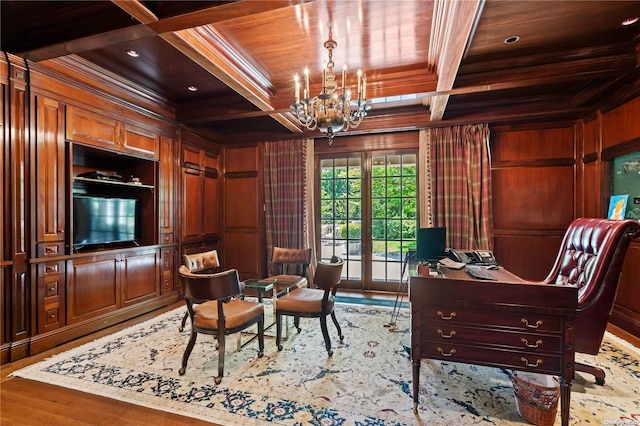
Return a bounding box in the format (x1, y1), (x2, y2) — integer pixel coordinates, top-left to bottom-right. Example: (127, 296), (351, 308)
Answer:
(608, 194), (629, 220)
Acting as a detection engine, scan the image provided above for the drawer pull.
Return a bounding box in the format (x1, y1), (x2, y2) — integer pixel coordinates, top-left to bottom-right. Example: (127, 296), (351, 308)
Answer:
(521, 318), (542, 329)
(437, 329), (456, 339)
(520, 357), (543, 367)
(437, 311), (456, 320)
(49, 287), (56, 292)
(437, 347), (456, 357)
(45, 266), (57, 273)
(521, 338), (543, 348)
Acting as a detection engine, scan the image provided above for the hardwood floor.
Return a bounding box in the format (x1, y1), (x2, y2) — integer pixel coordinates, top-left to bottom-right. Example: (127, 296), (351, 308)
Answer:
(1, 302), (217, 426)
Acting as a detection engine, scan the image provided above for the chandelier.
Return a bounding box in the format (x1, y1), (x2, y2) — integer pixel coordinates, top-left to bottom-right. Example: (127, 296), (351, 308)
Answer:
(291, 28), (370, 144)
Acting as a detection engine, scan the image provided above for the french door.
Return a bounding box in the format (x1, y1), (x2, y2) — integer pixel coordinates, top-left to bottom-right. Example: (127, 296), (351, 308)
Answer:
(318, 150), (417, 292)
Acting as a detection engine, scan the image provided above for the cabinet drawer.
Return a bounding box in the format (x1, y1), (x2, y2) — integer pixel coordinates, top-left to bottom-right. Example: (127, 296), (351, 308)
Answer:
(37, 241), (65, 258)
(423, 323), (562, 352)
(37, 260), (66, 276)
(423, 343), (561, 374)
(162, 255), (173, 272)
(38, 274), (66, 333)
(161, 233), (174, 244)
(424, 307), (561, 333)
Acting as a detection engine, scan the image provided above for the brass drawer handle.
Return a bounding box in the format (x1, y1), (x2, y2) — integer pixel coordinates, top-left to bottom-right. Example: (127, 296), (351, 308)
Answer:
(437, 329), (456, 339)
(521, 338), (543, 348)
(521, 357), (543, 367)
(521, 318), (542, 329)
(437, 347), (456, 357)
(437, 310), (456, 320)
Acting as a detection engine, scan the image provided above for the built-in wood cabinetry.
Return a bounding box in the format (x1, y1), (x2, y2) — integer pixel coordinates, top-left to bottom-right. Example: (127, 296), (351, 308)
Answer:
(67, 106), (159, 160)
(179, 131), (220, 262)
(67, 248), (159, 324)
(0, 55), (184, 363)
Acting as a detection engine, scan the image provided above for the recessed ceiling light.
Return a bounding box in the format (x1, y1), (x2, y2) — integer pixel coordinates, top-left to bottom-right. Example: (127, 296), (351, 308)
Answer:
(504, 35), (520, 44)
(187, 86), (198, 92)
(621, 16), (638, 26)
(126, 50), (139, 58)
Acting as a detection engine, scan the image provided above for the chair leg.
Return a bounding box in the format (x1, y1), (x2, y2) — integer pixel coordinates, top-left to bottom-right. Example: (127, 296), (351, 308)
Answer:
(276, 312), (284, 351)
(330, 311), (344, 342)
(179, 311), (188, 332)
(320, 315), (333, 356)
(216, 331), (225, 385)
(576, 361), (606, 385)
(179, 332), (198, 375)
(257, 319), (265, 357)
(294, 316), (301, 332)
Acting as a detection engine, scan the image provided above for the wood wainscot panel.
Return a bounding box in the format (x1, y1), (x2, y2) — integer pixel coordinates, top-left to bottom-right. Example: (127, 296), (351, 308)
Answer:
(225, 145), (259, 172)
(493, 233), (564, 281)
(225, 176), (260, 229)
(602, 96), (640, 149)
(491, 127), (575, 162)
(492, 166), (575, 230)
(224, 231), (261, 280)
(583, 118), (599, 156)
(610, 241), (640, 338)
(582, 161), (601, 218)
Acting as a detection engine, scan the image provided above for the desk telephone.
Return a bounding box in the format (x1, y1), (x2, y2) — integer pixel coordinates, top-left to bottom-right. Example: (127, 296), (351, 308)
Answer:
(446, 248), (497, 265)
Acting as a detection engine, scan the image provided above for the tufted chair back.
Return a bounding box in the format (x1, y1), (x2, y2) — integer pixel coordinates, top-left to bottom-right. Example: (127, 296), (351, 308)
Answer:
(183, 250), (220, 274)
(543, 218), (639, 356)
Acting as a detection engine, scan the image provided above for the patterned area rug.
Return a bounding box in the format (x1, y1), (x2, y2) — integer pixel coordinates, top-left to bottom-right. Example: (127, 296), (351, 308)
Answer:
(11, 303), (640, 425)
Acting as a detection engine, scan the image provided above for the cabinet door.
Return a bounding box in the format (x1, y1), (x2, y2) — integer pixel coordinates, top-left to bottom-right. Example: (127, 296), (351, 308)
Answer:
(67, 254), (120, 324)
(159, 135), (175, 237)
(182, 168), (204, 240)
(121, 249), (159, 307)
(66, 106), (118, 151)
(121, 122), (159, 159)
(35, 97), (66, 243)
(203, 170), (218, 238)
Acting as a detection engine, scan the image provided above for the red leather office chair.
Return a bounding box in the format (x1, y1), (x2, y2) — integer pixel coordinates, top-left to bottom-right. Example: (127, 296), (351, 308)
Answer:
(543, 217), (639, 384)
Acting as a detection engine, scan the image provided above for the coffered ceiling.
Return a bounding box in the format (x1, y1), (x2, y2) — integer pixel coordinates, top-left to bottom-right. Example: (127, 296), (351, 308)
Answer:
(2, 0), (639, 143)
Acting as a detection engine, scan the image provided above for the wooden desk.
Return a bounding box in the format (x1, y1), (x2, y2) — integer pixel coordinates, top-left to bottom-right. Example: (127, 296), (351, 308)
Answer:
(410, 267), (577, 426)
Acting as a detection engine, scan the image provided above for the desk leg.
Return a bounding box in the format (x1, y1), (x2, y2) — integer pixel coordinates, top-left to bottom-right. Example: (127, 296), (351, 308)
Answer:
(412, 359), (420, 413)
(560, 377), (571, 426)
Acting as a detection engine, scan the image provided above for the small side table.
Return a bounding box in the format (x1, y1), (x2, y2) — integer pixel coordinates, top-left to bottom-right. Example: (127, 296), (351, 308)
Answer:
(244, 279), (275, 303)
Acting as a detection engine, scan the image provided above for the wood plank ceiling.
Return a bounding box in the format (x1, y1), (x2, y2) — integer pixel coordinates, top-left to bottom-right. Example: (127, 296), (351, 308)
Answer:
(2, 0), (639, 144)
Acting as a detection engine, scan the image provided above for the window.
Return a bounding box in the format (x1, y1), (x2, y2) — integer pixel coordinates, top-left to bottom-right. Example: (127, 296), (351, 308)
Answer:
(319, 151), (417, 291)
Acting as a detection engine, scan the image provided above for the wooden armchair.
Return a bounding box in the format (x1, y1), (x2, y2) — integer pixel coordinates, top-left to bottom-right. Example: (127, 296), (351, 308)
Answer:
(542, 217), (639, 384)
(275, 256), (345, 356)
(178, 250), (220, 332)
(178, 267), (264, 384)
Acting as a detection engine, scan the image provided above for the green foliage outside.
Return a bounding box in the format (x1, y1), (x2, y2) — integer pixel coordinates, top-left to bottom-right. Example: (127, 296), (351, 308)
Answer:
(321, 156), (418, 255)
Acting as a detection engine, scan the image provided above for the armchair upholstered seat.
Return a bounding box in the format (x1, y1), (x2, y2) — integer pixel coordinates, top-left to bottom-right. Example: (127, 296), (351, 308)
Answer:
(276, 256), (345, 355)
(178, 267), (264, 384)
(178, 250), (220, 332)
(542, 217), (639, 385)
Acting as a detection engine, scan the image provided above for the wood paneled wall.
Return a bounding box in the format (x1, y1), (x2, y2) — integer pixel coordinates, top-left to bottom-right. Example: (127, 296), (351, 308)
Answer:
(221, 144), (265, 280)
(490, 125), (577, 280)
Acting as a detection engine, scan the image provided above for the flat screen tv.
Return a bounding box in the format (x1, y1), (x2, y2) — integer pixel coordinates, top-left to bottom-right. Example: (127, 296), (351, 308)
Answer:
(73, 195), (139, 248)
(416, 227), (446, 262)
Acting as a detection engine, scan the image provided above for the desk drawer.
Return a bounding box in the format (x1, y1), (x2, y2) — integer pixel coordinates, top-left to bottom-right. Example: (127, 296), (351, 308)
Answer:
(423, 343), (561, 374)
(424, 307), (561, 333)
(423, 323), (562, 352)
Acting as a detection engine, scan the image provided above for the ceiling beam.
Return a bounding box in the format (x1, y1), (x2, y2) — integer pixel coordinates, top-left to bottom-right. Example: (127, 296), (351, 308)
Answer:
(427, 0), (484, 121)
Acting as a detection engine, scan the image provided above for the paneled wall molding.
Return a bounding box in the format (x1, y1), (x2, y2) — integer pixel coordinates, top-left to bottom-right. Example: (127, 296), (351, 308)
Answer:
(601, 137), (640, 161)
(28, 58), (177, 137)
(491, 158), (575, 169)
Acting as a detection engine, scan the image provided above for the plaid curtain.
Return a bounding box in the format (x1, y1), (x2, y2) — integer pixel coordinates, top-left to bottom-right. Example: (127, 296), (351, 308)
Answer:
(429, 124), (494, 250)
(264, 139), (307, 275)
